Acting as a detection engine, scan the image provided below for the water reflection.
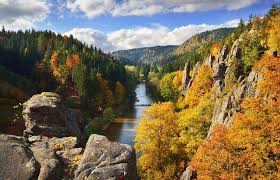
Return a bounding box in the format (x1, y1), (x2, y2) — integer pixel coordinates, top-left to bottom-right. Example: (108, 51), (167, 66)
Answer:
(103, 84), (153, 146)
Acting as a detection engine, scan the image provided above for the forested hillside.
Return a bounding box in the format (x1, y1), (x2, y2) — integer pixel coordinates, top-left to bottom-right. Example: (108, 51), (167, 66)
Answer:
(0, 28), (136, 135)
(112, 45), (178, 64)
(112, 28), (234, 71)
(134, 6), (280, 179)
(161, 27), (236, 71)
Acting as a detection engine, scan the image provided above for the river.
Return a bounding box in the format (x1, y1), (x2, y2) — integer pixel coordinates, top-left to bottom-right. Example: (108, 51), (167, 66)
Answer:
(103, 84), (153, 146)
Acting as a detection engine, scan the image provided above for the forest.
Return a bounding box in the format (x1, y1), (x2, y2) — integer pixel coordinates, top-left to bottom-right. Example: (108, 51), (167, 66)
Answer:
(0, 28), (137, 135)
(134, 5), (280, 179)
(0, 2), (279, 180)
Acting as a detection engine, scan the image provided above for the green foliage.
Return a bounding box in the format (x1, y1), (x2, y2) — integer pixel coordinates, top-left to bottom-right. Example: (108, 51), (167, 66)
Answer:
(176, 95), (214, 160)
(0, 29), (129, 115)
(112, 45), (178, 65)
(160, 72), (177, 101)
(102, 107), (114, 122)
(240, 31), (266, 73)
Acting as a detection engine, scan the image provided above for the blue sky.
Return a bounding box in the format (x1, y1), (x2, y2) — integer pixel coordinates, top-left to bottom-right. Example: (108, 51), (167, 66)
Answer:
(0, 0), (279, 51)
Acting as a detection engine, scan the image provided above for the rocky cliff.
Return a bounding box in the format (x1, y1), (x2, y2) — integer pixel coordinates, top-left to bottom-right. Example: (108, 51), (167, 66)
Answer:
(0, 92), (138, 180)
(180, 37), (263, 180)
(182, 37), (261, 137)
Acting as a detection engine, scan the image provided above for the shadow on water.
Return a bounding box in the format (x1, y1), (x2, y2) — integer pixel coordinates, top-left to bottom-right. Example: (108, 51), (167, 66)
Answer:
(103, 84), (154, 146)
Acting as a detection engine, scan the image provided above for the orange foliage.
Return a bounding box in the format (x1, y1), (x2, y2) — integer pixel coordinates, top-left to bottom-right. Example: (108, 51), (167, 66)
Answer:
(66, 54), (81, 69)
(255, 54), (280, 98)
(210, 43), (220, 56)
(50, 52), (60, 77)
(50, 52), (58, 69)
(190, 55), (280, 179)
(185, 65), (213, 106)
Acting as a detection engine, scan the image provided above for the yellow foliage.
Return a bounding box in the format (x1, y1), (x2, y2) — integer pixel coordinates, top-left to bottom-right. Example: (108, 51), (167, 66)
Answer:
(135, 102), (179, 179)
(64, 154), (83, 177)
(176, 94), (214, 159)
(172, 71), (183, 92)
(185, 65), (213, 107)
(190, 55), (280, 179)
(267, 10), (280, 52)
(210, 43), (220, 56)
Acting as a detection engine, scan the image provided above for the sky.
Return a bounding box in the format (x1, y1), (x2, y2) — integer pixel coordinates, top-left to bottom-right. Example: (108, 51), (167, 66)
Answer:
(0, 0), (279, 52)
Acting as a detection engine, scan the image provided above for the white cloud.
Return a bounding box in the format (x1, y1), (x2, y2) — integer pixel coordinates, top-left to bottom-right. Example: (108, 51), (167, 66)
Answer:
(64, 19), (239, 52)
(66, 0), (259, 18)
(0, 0), (50, 30)
(64, 28), (114, 52)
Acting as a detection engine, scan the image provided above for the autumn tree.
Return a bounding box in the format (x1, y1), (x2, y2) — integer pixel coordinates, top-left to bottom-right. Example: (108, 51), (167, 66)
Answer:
(172, 71), (183, 92)
(135, 102), (180, 179)
(210, 43), (220, 56)
(185, 65), (213, 107)
(96, 73), (114, 109)
(175, 94), (214, 161)
(115, 81), (126, 104)
(66, 54), (80, 70)
(160, 72), (177, 101)
(190, 55), (280, 179)
(266, 8), (280, 53)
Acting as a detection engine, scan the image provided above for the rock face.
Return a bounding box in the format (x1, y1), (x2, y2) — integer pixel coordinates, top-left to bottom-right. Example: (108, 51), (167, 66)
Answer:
(180, 167), (197, 180)
(0, 134), (39, 179)
(179, 37), (262, 180)
(22, 92), (82, 138)
(75, 134), (138, 180)
(1, 92), (138, 179)
(182, 62), (191, 96)
(180, 37), (261, 138)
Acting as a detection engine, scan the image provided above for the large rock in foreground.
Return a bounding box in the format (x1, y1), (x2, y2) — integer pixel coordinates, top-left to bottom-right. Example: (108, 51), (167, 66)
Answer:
(75, 134), (138, 180)
(22, 92), (82, 138)
(0, 134), (39, 179)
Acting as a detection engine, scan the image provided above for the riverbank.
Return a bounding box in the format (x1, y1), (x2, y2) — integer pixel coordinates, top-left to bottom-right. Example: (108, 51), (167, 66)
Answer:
(102, 84), (153, 146)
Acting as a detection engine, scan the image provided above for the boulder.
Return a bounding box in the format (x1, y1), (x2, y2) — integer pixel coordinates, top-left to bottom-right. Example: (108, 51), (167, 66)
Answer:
(0, 134), (39, 179)
(30, 140), (62, 180)
(22, 92), (82, 139)
(75, 134), (138, 180)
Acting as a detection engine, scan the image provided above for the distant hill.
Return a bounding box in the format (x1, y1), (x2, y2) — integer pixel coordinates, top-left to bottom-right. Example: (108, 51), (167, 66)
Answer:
(112, 28), (235, 65)
(112, 45), (178, 64)
(172, 28), (235, 57)
(159, 27), (236, 70)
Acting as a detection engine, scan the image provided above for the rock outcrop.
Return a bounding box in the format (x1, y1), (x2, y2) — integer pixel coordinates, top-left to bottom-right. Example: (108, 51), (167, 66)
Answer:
(75, 134), (138, 180)
(180, 37), (261, 138)
(182, 62), (191, 96)
(180, 167), (197, 180)
(0, 134), (39, 179)
(22, 92), (82, 139)
(0, 92), (138, 179)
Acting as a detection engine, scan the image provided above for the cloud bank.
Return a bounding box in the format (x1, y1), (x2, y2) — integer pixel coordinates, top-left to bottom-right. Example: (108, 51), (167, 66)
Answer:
(66, 0), (259, 18)
(0, 0), (50, 30)
(64, 19), (239, 52)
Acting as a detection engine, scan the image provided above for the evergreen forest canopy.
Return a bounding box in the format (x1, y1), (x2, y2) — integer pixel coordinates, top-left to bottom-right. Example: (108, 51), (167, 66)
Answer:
(0, 28), (139, 136)
(0, 28), (131, 107)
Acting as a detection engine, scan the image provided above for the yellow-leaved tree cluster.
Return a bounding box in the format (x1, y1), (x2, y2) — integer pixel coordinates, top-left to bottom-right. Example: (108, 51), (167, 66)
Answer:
(190, 55), (280, 179)
(135, 6), (280, 180)
(135, 65), (214, 179)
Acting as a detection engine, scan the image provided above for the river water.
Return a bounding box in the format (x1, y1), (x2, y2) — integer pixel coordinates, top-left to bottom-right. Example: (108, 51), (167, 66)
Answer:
(103, 84), (153, 146)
